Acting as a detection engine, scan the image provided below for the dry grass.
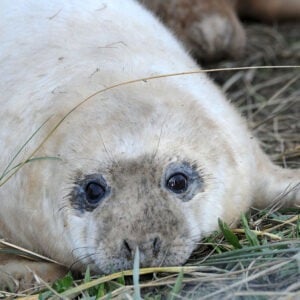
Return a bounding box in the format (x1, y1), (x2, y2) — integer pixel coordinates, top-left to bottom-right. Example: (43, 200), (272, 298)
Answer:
(206, 22), (300, 169)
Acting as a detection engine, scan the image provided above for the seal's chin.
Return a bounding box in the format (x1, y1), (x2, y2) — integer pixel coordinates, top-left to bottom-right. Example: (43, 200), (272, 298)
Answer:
(88, 255), (190, 275)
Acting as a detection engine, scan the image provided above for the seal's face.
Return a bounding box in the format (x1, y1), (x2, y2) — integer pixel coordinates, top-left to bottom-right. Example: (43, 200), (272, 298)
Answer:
(68, 159), (203, 273)
(55, 84), (247, 273)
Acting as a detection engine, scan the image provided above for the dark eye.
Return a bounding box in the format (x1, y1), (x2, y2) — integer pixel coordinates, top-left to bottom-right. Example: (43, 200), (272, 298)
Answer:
(167, 173), (188, 194)
(85, 182), (106, 205)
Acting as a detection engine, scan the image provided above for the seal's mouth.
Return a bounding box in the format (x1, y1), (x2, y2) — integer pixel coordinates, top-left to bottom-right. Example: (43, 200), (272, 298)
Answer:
(75, 236), (196, 275)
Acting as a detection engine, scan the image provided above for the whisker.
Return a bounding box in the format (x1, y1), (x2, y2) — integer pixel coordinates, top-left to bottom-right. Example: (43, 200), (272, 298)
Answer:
(69, 251), (101, 270)
(97, 129), (119, 167)
(71, 246), (97, 255)
(150, 113), (169, 163)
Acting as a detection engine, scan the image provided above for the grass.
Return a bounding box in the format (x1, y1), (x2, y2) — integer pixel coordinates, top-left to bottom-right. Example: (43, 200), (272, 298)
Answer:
(1, 209), (299, 299)
(0, 21), (299, 300)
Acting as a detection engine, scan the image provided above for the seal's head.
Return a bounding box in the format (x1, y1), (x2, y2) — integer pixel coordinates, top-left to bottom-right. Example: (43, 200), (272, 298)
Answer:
(46, 82), (254, 273)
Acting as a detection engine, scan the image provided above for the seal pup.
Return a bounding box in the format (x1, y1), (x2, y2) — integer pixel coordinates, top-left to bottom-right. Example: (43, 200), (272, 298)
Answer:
(0, 0), (299, 288)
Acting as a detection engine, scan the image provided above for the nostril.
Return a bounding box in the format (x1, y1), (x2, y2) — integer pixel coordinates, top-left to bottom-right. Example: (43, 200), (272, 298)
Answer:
(153, 236), (162, 257)
(123, 239), (133, 259)
(122, 236), (162, 260)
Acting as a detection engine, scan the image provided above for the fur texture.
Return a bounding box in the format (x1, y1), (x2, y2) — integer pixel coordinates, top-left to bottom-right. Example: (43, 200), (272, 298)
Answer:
(0, 0), (299, 288)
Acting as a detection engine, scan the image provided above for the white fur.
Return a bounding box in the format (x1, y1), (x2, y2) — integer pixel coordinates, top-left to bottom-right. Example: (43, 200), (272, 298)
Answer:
(0, 0), (299, 274)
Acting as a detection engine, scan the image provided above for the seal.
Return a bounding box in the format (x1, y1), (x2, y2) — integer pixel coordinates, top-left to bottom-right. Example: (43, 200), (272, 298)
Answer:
(143, 0), (300, 60)
(0, 0), (299, 287)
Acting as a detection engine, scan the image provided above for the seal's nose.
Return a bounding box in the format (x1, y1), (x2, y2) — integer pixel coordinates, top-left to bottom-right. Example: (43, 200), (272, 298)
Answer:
(122, 235), (162, 262)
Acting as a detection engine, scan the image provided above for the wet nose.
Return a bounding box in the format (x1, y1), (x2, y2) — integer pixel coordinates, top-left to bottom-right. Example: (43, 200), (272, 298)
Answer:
(122, 235), (162, 261)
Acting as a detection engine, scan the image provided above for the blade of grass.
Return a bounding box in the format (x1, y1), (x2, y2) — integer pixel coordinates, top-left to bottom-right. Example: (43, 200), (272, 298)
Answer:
(218, 218), (242, 249)
(0, 117), (52, 180)
(133, 247), (142, 300)
(167, 269), (184, 300)
(241, 214), (260, 246)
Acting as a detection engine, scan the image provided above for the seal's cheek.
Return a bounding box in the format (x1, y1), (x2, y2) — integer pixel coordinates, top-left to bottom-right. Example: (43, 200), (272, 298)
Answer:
(179, 185), (227, 242)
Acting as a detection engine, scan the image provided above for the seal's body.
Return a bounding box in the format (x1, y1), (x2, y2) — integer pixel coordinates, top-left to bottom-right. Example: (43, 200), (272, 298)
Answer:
(0, 0), (299, 281)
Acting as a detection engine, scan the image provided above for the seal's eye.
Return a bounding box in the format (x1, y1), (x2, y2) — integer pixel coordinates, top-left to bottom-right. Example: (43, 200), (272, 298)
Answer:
(85, 182), (105, 205)
(167, 173), (188, 194)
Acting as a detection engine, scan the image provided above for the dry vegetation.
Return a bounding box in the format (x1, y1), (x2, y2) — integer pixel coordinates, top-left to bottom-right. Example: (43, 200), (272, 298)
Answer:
(0, 22), (299, 299)
(207, 22), (300, 169)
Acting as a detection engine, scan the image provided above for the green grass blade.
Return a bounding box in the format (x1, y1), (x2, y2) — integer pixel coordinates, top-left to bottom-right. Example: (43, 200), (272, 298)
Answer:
(167, 269), (184, 300)
(218, 218), (242, 249)
(84, 265), (91, 283)
(241, 214), (260, 247)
